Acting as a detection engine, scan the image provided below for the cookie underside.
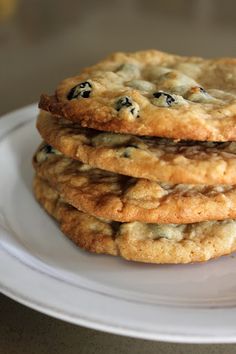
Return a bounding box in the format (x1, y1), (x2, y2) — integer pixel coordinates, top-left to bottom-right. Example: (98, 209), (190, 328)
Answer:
(33, 176), (236, 264)
(33, 142), (236, 224)
(37, 111), (236, 185)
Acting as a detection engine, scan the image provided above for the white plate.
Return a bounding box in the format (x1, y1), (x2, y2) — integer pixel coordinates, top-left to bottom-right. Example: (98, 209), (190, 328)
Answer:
(2, 105), (236, 343)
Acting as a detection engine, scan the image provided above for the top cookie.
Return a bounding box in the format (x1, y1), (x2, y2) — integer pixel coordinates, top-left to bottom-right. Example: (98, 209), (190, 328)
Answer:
(39, 50), (236, 141)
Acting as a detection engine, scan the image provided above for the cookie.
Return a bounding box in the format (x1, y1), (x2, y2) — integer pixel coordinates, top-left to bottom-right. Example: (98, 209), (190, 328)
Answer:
(33, 142), (236, 224)
(37, 111), (236, 185)
(33, 175), (236, 264)
(39, 50), (236, 141)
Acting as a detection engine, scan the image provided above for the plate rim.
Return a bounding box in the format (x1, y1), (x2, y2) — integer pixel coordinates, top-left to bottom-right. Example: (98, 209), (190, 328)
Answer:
(1, 104), (236, 344)
(1, 244), (236, 344)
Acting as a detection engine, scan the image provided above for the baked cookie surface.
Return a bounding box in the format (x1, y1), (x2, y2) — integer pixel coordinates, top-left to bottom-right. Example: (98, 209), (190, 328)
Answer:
(33, 142), (236, 224)
(39, 50), (236, 141)
(37, 111), (236, 185)
(33, 176), (236, 264)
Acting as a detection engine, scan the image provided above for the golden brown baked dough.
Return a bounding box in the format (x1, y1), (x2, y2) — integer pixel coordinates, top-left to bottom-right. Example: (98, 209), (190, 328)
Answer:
(37, 111), (236, 185)
(33, 142), (236, 224)
(39, 50), (236, 141)
(33, 176), (236, 264)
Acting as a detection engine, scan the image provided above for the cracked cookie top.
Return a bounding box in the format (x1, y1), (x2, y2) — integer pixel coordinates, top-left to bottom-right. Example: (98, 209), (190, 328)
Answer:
(39, 50), (236, 141)
(33, 142), (236, 224)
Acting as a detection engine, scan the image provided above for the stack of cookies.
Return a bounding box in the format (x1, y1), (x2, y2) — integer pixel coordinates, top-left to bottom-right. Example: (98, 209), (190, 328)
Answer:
(33, 50), (236, 264)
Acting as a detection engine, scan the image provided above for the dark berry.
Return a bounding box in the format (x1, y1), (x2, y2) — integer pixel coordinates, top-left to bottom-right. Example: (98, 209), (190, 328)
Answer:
(67, 81), (92, 100)
(199, 87), (207, 94)
(42, 144), (54, 154)
(122, 150), (131, 158)
(116, 96), (133, 111)
(153, 92), (175, 106)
